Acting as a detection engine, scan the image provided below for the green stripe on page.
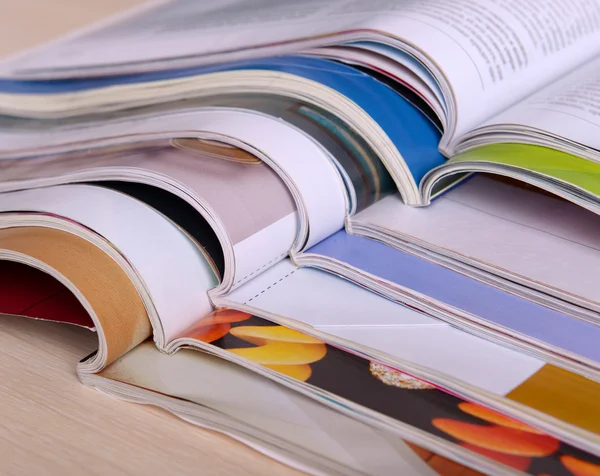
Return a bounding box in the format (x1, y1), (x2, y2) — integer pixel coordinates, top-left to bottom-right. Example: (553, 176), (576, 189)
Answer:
(448, 143), (600, 197)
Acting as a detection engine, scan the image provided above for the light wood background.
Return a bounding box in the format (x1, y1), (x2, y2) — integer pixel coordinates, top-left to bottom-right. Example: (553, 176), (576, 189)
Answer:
(0, 2), (298, 474)
(0, 0), (144, 58)
(0, 314), (299, 475)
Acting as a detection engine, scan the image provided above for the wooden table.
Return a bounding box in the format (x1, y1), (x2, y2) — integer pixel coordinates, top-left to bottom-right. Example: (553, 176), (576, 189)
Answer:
(0, 2), (298, 474)
(0, 0), (143, 58)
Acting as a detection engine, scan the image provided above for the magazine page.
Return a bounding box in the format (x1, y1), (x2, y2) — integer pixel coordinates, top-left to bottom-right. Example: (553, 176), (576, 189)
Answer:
(0, 184), (217, 344)
(307, 44), (447, 125)
(467, 54), (600, 155)
(302, 230), (600, 374)
(424, 143), (600, 210)
(0, 92), (392, 214)
(0, 228), (508, 474)
(0, 108), (349, 288)
(351, 175), (600, 315)
(221, 260), (600, 442)
(0, 237), (459, 474)
(365, 0), (600, 147)
(0, 140), (290, 281)
(0, 260), (95, 328)
(0, 140), (299, 294)
(169, 307), (600, 472)
(220, 260), (546, 395)
(113, 140), (302, 290)
(97, 341), (444, 476)
(3, 0), (600, 150)
(0, 223), (152, 369)
(0, 55), (442, 205)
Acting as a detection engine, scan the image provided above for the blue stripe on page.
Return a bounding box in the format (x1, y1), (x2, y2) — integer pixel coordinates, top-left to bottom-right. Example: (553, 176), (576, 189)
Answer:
(307, 230), (600, 363)
(0, 56), (445, 184)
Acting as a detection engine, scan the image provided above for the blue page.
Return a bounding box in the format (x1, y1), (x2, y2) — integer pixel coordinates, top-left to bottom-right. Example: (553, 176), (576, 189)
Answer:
(307, 230), (600, 364)
(0, 56), (445, 184)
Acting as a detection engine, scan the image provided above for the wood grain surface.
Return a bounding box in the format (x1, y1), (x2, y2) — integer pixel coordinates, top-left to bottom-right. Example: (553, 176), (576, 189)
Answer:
(0, 314), (300, 475)
(0, 0), (144, 59)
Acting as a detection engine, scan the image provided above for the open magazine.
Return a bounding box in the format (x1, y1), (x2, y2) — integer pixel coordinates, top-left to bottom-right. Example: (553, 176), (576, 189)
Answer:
(3, 135), (600, 474)
(1, 0), (600, 193)
(1, 264), (495, 476)
(2, 207), (600, 476)
(1, 1), (600, 324)
(3, 1), (600, 474)
(3, 103), (600, 355)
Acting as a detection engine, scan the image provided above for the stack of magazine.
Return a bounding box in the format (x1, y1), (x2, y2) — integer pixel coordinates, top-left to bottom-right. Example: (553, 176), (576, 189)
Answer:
(2, 1), (600, 474)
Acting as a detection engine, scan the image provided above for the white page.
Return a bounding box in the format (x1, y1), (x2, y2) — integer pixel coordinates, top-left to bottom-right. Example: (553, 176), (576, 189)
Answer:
(228, 259), (439, 328)
(0, 139), (297, 286)
(165, 111), (347, 254)
(476, 53), (600, 152)
(100, 341), (439, 476)
(308, 44), (446, 123)
(365, 0), (600, 144)
(0, 108), (348, 288)
(329, 325), (543, 395)
(231, 213), (298, 289)
(354, 176), (600, 307)
(224, 259), (545, 395)
(0, 185), (217, 341)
